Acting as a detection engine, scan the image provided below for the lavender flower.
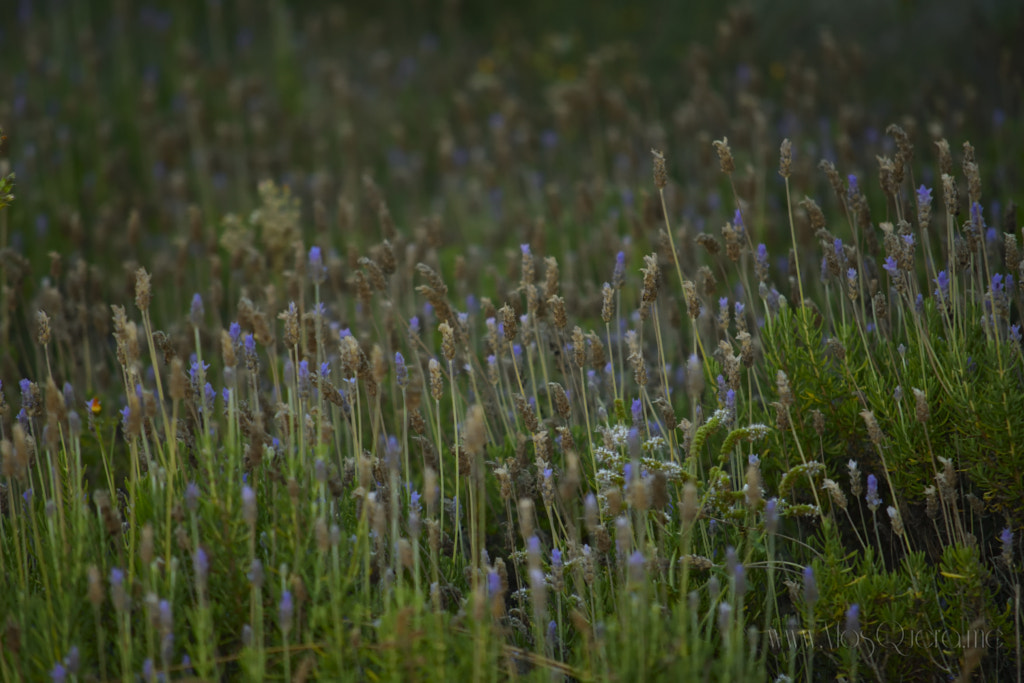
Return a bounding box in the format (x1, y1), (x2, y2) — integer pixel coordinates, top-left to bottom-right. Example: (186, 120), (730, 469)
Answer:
(297, 360), (311, 396)
(247, 559), (264, 587)
(865, 474), (881, 511)
(613, 251), (626, 289)
(631, 398), (642, 425)
(1001, 528), (1013, 564)
(883, 256), (898, 277)
(717, 602), (732, 636)
(308, 246), (326, 284)
(844, 604), (861, 640)
(755, 244), (769, 281)
(229, 321), (241, 345)
(628, 550), (646, 583)
(551, 548), (562, 568)
(193, 547), (209, 585)
(158, 599), (173, 634)
(50, 663), (67, 683)
(395, 352), (408, 388)
(934, 271), (950, 300)
(803, 566), (818, 607)
(916, 185), (932, 211)
(185, 482), (200, 512)
(242, 485), (256, 526)
(765, 498), (779, 535)
(279, 590), (293, 633)
(110, 568), (128, 611)
(189, 293), (204, 327)
(488, 570), (501, 599)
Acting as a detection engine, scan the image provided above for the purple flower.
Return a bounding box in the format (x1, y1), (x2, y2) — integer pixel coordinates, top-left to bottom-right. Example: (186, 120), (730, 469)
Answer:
(19, 379), (33, 408)
(203, 383), (215, 413)
(803, 566), (818, 606)
(613, 251), (626, 289)
(244, 334), (256, 356)
(242, 485), (256, 526)
(279, 590), (294, 631)
(628, 550), (646, 582)
(298, 360), (310, 396)
(308, 246), (326, 284)
(725, 389), (736, 412)
(627, 427), (641, 459)
(1010, 325), (1022, 344)
(844, 604), (861, 639)
(833, 238), (844, 257)
(229, 321), (241, 344)
(631, 398), (642, 424)
(193, 548), (208, 583)
(847, 174), (858, 197)
(970, 202), (985, 231)
(756, 243), (768, 264)
(185, 481), (200, 512)
(395, 352), (408, 388)
(159, 599), (173, 633)
(883, 256), (898, 277)
(734, 301), (745, 317)
(189, 293), (204, 326)
(847, 267), (857, 282)
(50, 662), (67, 683)
(991, 273), (1005, 295)
(916, 185), (932, 209)
(527, 535), (541, 559)
(866, 474), (881, 510)
(551, 548), (562, 568)
(934, 271), (950, 299)
(765, 498), (779, 534)
(247, 559), (264, 587)
(733, 564), (746, 596)
(733, 208), (744, 231)
(488, 570), (501, 598)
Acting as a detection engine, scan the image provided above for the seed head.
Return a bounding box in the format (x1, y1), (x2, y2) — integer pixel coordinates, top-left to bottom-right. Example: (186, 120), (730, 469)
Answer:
(779, 138), (792, 178)
(651, 149), (668, 190)
(712, 137), (735, 174)
(135, 268), (152, 311)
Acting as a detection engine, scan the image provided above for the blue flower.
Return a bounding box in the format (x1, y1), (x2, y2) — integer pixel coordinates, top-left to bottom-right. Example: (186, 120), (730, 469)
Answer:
(883, 256), (898, 277)
(308, 246), (326, 284)
(279, 590), (293, 630)
(189, 293), (204, 326)
(865, 474), (881, 510)
(934, 271), (950, 299)
(916, 185), (932, 208)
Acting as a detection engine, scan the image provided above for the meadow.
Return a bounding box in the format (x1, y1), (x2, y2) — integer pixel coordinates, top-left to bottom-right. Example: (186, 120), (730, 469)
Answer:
(0, 1), (1022, 681)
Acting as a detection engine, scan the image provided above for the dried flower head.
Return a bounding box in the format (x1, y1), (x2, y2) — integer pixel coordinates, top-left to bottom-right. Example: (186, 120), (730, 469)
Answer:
(712, 137), (735, 174)
(651, 149), (668, 190)
(779, 138), (792, 178)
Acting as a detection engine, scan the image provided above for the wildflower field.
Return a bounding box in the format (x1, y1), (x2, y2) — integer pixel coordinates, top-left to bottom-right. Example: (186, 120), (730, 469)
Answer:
(0, 1), (1022, 680)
